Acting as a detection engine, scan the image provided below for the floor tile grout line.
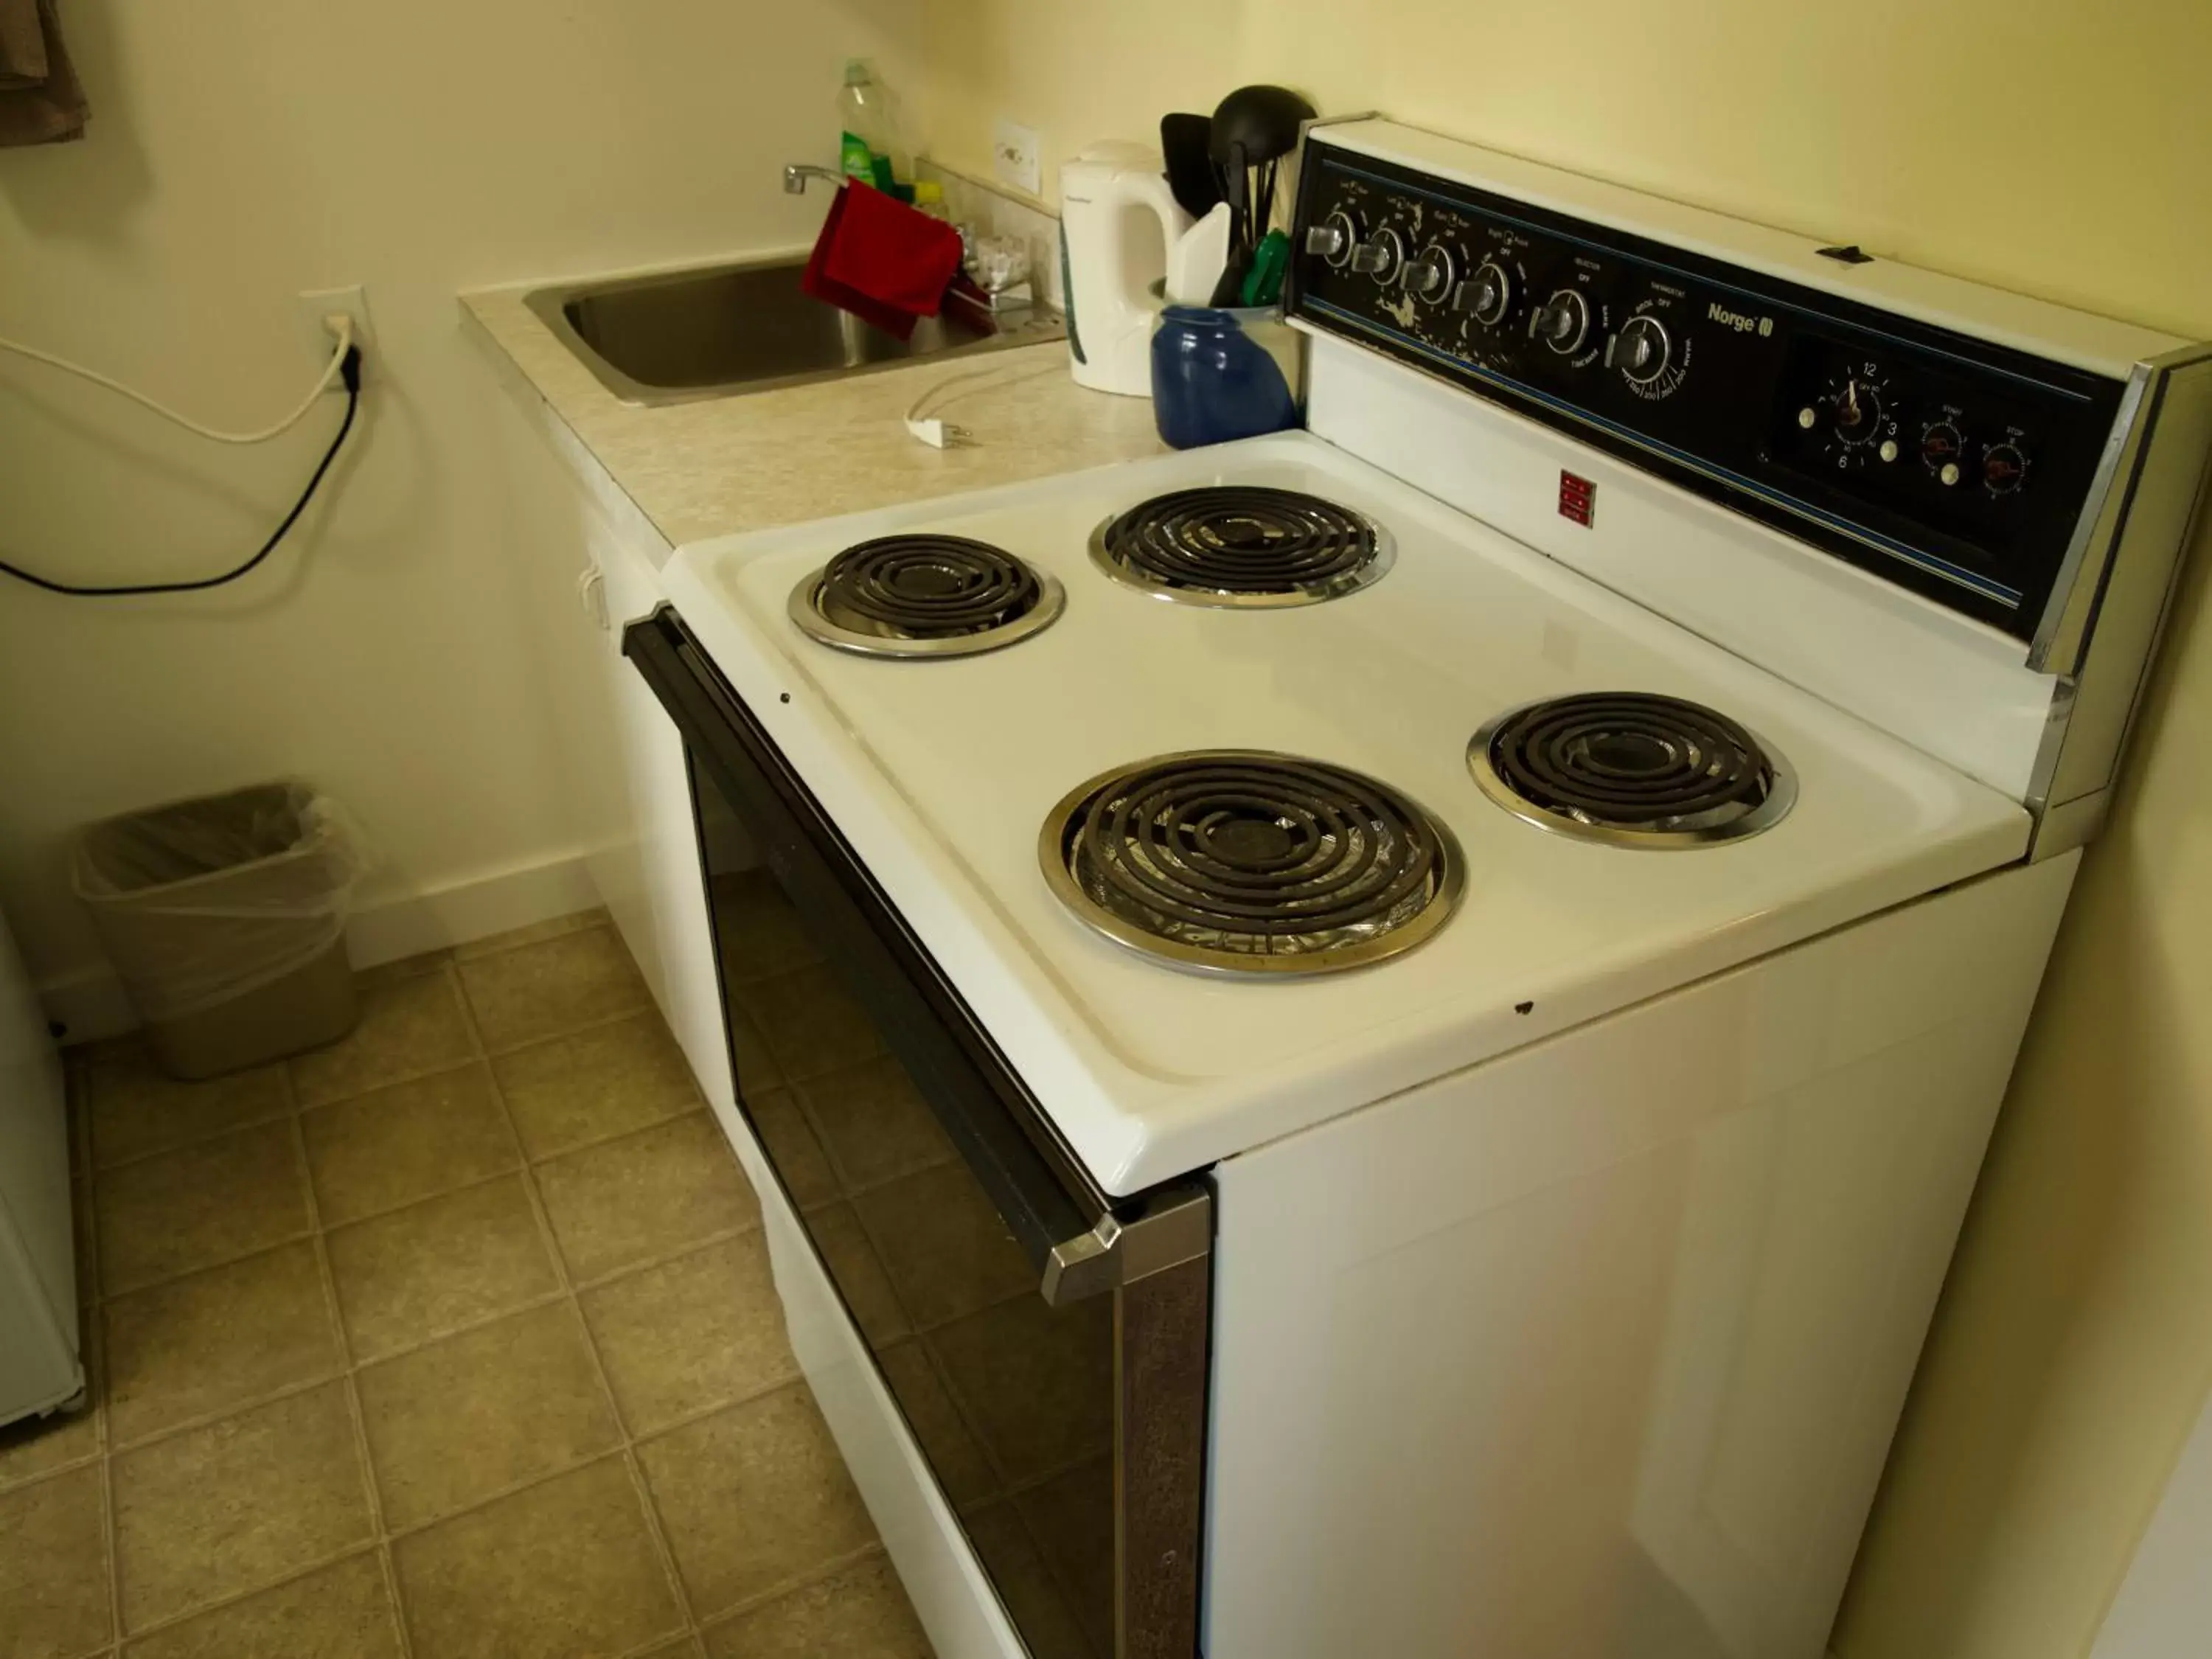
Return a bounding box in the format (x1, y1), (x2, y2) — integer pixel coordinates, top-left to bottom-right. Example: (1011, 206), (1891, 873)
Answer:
(506, 1085), (717, 1172)
(321, 1354), (827, 1555)
(76, 956), (680, 1179)
(96, 1540), (388, 1650)
(560, 1361), (813, 1475)
(688, 1539), (895, 1637)
(566, 1217), (761, 1295)
(86, 1101), (296, 1179)
(445, 910), (613, 966)
(97, 1352), (122, 1655)
(0, 1444), (105, 1498)
(451, 957), (709, 1645)
(282, 1064), (418, 1659)
(87, 1195), (769, 1464)
(94, 1222), (321, 1308)
(49, 1135), (734, 1627)
(371, 1447), (637, 1548)
(41, 929), (881, 1655)
(69, 1065), (128, 1658)
(86, 1107), (748, 1319)
(105, 1368), (353, 1461)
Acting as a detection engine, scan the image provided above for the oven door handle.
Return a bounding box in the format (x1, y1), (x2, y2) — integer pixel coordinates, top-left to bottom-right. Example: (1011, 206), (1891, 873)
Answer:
(624, 605), (1208, 1303)
(1041, 1186), (1212, 1306)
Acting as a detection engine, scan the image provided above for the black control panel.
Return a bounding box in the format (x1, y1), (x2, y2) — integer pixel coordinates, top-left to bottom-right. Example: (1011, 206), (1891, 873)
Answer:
(1285, 145), (2129, 639)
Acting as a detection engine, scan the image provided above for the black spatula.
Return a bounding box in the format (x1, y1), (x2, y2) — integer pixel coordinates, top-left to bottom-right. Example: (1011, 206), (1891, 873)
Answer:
(1161, 113), (1221, 219)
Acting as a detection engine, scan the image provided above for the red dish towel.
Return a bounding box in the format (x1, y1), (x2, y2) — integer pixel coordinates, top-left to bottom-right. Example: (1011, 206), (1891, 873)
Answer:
(802, 182), (965, 342)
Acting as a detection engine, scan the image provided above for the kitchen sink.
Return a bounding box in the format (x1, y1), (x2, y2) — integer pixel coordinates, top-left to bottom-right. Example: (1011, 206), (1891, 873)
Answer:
(524, 256), (1066, 406)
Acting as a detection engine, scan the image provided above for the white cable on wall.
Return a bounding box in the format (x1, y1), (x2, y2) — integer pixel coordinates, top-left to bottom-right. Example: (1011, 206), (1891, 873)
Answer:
(0, 320), (355, 445)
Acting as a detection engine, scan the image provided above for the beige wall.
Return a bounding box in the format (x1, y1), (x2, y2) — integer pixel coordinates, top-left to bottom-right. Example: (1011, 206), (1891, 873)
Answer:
(7, 2), (2210, 1649)
(0, 0), (921, 995)
(920, 3), (2212, 1655)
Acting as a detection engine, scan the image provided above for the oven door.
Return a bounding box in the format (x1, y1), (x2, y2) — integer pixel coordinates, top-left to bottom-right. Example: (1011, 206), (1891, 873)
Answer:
(625, 605), (1210, 1659)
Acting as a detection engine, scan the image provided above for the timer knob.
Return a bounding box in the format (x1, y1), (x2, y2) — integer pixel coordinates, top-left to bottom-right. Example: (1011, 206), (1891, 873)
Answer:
(1453, 260), (1515, 327)
(1535, 288), (1590, 355)
(1920, 420), (1964, 475)
(1613, 314), (1671, 385)
(1982, 441), (2030, 495)
(1349, 227), (1404, 283)
(1305, 209), (1358, 269)
(1402, 243), (1455, 303)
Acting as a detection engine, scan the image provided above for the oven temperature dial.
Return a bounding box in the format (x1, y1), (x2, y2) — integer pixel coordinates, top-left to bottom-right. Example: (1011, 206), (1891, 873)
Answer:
(1611, 315), (1672, 386)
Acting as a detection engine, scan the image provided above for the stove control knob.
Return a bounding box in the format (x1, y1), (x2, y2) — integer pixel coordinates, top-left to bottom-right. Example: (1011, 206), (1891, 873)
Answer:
(1453, 260), (1515, 327)
(1534, 288), (1591, 355)
(1402, 243), (1455, 303)
(1612, 314), (1671, 385)
(1982, 440), (2030, 495)
(1349, 227), (1405, 283)
(1305, 209), (1358, 270)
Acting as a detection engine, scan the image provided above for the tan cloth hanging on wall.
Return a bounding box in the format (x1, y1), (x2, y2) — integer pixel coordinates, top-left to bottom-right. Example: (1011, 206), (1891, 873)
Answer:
(0, 0), (88, 146)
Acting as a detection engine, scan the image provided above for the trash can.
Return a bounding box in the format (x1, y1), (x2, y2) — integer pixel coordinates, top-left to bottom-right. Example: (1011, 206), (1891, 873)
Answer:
(74, 781), (365, 1079)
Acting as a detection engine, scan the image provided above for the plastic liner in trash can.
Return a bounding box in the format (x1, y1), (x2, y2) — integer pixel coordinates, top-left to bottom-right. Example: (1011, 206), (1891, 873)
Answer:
(74, 782), (366, 1079)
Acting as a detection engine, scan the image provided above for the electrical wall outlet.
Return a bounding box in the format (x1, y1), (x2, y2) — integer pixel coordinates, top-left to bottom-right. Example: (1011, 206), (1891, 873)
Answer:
(992, 119), (1042, 198)
(297, 285), (374, 380)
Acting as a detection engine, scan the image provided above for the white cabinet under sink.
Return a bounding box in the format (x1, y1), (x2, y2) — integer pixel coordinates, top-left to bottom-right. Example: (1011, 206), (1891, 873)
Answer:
(486, 396), (730, 1112)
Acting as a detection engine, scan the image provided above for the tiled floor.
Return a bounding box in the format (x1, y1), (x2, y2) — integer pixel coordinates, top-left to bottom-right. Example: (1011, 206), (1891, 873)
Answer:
(0, 911), (934, 1659)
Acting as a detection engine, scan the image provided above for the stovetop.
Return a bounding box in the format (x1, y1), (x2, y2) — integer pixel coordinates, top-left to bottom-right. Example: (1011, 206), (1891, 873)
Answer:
(664, 432), (2030, 1193)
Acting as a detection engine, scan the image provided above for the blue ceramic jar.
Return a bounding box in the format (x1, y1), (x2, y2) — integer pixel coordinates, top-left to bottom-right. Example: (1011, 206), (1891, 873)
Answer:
(1149, 305), (1302, 449)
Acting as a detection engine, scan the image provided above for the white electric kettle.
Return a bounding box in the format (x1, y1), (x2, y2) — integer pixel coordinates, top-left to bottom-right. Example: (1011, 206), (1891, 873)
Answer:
(1060, 144), (1193, 397)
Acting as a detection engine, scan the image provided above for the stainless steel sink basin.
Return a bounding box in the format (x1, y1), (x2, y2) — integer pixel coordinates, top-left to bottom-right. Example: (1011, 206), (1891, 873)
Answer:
(525, 256), (1065, 406)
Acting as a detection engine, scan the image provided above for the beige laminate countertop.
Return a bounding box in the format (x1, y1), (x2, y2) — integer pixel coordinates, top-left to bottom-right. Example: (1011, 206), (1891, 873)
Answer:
(461, 276), (1165, 550)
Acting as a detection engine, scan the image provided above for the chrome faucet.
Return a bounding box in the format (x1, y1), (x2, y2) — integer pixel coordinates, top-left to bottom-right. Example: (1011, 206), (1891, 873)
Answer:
(783, 164), (843, 195)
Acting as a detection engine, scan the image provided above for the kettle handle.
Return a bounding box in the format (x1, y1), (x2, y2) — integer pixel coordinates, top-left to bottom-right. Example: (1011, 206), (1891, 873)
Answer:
(1096, 169), (1194, 328)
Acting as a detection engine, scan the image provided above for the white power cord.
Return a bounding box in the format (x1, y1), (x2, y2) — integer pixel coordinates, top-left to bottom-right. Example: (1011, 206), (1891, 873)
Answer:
(903, 358), (1062, 449)
(0, 317), (356, 445)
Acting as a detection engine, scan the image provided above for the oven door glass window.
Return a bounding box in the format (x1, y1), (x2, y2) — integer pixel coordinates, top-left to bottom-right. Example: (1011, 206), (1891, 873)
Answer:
(693, 753), (1116, 1659)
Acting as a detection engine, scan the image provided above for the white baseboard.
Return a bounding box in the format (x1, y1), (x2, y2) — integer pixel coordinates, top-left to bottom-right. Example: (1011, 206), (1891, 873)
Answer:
(41, 852), (602, 1045)
(343, 852), (600, 970)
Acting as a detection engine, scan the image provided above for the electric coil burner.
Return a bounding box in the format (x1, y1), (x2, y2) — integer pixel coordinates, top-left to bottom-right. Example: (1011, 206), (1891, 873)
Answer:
(789, 535), (1064, 657)
(1040, 750), (1463, 975)
(1470, 692), (1795, 846)
(1089, 487), (1394, 606)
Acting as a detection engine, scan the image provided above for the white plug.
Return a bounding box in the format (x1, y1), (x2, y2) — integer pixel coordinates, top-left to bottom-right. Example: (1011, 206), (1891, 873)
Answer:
(903, 414), (970, 449)
(299, 285), (373, 383)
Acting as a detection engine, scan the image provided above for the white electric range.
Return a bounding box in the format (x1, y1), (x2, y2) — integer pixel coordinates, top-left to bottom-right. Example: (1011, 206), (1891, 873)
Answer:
(625, 119), (2212, 1659)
